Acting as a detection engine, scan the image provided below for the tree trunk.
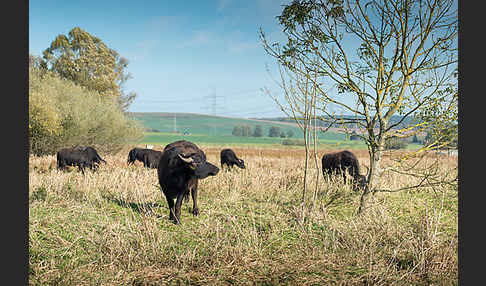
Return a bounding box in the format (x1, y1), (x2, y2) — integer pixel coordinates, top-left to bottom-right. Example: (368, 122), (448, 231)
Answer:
(357, 142), (384, 215)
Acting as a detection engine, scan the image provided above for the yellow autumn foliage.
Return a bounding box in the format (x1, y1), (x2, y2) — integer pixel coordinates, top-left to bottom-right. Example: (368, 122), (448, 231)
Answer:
(29, 66), (144, 156)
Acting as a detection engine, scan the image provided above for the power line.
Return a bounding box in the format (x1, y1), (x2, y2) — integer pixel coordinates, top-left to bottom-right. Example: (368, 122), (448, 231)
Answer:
(202, 88), (225, 116)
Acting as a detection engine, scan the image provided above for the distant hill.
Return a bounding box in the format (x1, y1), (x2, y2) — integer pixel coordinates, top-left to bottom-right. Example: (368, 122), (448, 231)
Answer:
(251, 115), (421, 131)
(128, 112), (346, 141)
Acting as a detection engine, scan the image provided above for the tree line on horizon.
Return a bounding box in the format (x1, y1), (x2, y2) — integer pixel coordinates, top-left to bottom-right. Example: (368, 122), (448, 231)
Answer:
(232, 124), (294, 138)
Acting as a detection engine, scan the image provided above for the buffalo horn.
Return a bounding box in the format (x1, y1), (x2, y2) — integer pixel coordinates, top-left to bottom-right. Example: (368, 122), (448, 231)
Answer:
(178, 154), (194, 163)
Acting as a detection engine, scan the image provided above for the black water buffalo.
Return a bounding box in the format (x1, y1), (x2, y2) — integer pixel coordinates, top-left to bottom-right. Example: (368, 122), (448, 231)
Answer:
(127, 147), (145, 165)
(142, 149), (163, 169)
(321, 150), (367, 191)
(57, 146), (106, 174)
(220, 148), (245, 169)
(127, 147), (162, 168)
(78, 146), (106, 167)
(158, 140), (219, 224)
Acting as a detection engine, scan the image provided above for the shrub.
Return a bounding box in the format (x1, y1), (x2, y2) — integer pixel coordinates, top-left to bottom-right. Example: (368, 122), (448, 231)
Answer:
(29, 67), (144, 156)
(384, 136), (408, 150)
(269, 126), (281, 137)
(281, 138), (305, 146)
(232, 125), (242, 136)
(253, 125), (263, 137)
(349, 131), (361, 141)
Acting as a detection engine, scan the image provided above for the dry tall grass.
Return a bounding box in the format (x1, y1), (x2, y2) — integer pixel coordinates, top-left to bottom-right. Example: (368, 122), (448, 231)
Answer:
(29, 145), (457, 285)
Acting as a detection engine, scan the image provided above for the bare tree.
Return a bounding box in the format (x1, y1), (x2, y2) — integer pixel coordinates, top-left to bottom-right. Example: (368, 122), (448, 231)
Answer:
(261, 0), (458, 214)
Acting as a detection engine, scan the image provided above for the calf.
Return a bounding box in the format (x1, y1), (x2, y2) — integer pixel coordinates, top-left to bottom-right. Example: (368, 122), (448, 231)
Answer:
(220, 148), (245, 169)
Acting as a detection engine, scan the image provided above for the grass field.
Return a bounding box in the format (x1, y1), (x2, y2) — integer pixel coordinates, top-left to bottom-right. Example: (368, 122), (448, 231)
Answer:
(130, 112), (347, 140)
(131, 113), (424, 151)
(29, 144), (457, 285)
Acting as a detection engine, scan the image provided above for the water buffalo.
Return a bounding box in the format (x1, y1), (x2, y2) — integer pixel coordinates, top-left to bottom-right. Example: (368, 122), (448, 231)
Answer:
(76, 146), (106, 168)
(127, 147), (145, 165)
(158, 140), (219, 224)
(142, 149), (163, 169)
(321, 150), (367, 191)
(127, 147), (162, 168)
(220, 148), (245, 170)
(57, 146), (106, 174)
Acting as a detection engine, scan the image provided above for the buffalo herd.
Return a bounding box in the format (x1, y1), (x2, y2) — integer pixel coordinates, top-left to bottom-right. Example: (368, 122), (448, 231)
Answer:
(56, 141), (367, 224)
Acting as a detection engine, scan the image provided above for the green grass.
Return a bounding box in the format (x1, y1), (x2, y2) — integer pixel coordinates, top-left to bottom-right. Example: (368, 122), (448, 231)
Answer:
(131, 113), (425, 151)
(130, 112), (346, 140)
(139, 131), (423, 151)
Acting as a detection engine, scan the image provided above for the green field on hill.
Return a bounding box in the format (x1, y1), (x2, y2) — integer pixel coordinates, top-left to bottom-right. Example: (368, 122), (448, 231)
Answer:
(130, 112), (423, 150)
(140, 132), (372, 149)
(130, 112), (346, 139)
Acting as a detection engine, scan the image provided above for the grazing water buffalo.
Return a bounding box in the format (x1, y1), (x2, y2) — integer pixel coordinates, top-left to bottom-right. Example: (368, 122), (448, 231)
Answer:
(127, 147), (145, 165)
(158, 140), (219, 224)
(57, 146), (106, 174)
(127, 148), (162, 168)
(321, 150), (367, 191)
(220, 148), (245, 169)
(142, 149), (163, 169)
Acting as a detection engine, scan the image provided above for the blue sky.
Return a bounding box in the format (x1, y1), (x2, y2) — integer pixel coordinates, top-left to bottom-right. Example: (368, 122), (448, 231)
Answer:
(29, 0), (295, 118)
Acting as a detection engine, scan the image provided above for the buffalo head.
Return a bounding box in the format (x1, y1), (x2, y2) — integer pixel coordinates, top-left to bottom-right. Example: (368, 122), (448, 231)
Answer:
(236, 158), (245, 169)
(178, 153), (219, 179)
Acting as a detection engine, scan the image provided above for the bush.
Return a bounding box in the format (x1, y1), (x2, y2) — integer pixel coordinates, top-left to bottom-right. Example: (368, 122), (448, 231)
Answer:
(29, 67), (144, 156)
(232, 126), (242, 136)
(269, 126), (281, 137)
(281, 139), (305, 146)
(232, 124), (252, 137)
(253, 125), (263, 137)
(384, 136), (408, 150)
(349, 131), (361, 141)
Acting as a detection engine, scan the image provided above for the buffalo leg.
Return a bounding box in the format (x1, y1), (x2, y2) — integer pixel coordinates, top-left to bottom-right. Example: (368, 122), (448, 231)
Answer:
(78, 163), (85, 175)
(165, 196), (176, 222)
(191, 181), (199, 216)
(174, 192), (185, 224)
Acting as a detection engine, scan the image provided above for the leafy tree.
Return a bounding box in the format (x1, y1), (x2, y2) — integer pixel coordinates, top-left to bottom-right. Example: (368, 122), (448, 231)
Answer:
(280, 131), (287, 138)
(29, 64), (143, 155)
(42, 27), (137, 110)
(241, 124), (252, 137)
(286, 129), (294, 138)
(384, 136), (408, 150)
(412, 134), (419, 144)
(261, 0), (458, 214)
(350, 131), (361, 141)
(232, 125), (243, 136)
(269, 126), (281, 137)
(253, 125), (264, 137)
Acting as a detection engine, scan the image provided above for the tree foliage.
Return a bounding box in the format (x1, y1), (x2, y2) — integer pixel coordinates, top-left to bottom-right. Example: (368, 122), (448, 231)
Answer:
(42, 27), (134, 102)
(286, 129), (295, 138)
(232, 125), (252, 137)
(261, 0), (458, 214)
(269, 126), (281, 137)
(29, 63), (144, 156)
(253, 125), (264, 137)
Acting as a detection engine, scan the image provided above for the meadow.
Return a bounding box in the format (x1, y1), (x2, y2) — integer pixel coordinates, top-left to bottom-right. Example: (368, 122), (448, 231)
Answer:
(29, 145), (457, 285)
(130, 112), (346, 140)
